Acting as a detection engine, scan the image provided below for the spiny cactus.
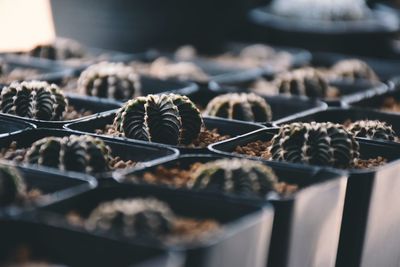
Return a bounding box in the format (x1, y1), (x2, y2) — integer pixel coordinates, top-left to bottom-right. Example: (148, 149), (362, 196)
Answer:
(25, 135), (112, 173)
(28, 38), (85, 60)
(78, 62), (141, 100)
(330, 59), (379, 81)
(0, 165), (26, 206)
(273, 68), (329, 98)
(189, 158), (279, 198)
(0, 81), (68, 121)
(270, 122), (360, 168)
(347, 120), (396, 141)
(114, 94), (203, 145)
(85, 198), (174, 237)
(204, 93), (272, 122)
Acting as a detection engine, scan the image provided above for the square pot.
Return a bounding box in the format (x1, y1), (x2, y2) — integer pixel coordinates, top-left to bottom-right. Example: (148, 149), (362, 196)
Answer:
(209, 128), (400, 267)
(0, 128), (179, 180)
(0, 161), (97, 216)
(114, 154), (347, 267)
(33, 184), (273, 267)
(64, 110), (265, 154)
(0, 218), (177, 267)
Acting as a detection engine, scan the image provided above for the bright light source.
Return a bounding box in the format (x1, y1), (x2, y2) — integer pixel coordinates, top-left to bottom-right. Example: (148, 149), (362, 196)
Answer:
(0, 0), (55, 52)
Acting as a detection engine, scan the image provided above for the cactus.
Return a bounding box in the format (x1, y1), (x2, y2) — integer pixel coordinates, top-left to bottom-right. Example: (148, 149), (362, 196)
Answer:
(85, 198), (174, 237)
(270, 122), (360, 168)
(78, 62), (141, 100)
(0, 165), (26, 206)
(0, 81), (68, 121)
(25, 135), (112, 173)
(204, 93), (272, 122)
(330, 59), (379, 81)
(347, 120), (396, 141)
(273, 68), (329, 98)
(28, 38), (85, 60)
(189, 158), (279, 198)
(113, 94), (203, 145)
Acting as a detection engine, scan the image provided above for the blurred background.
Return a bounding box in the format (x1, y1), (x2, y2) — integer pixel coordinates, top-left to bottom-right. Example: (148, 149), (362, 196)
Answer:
(4, 0), (400, 57)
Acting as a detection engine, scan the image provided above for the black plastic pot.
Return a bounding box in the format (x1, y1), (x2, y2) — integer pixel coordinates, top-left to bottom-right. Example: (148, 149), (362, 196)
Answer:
(0, 129), (179, 180)
(64, 111), (265, 154)
(33, 184), (273, 267)
(114, 154), (347, 267)
(0, 93), (122, 129)
(312, 51), (400, 81)
(209, 128), (400, 267)
(0, 160), (97, 216)
(0, 115), (35, 137)
(248, 5), (399, 57)
(0, 218), (178, 267)
(274, 107), (400, 137)
(190, 85), (327, 125)
(350, 77), (400, 111)
(0, 54), (72, 85)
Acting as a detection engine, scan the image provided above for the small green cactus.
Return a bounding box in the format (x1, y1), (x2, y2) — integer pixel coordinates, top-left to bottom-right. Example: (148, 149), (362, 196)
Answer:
(78, 62), (141, 100)
(204, 93), (272, 122)
(25, 135), (112, 173)
(0, 165), (26, 206)
(0, 81), (68, 121)
(113, 93), (203, 145)
(85, 198), (174, 237)
(270, 122), (360, 168)
(330, 59), (379, 81)
(347, 120), (396, 141)
(274, 68), (329, 98)
(189, 158), (279, 198)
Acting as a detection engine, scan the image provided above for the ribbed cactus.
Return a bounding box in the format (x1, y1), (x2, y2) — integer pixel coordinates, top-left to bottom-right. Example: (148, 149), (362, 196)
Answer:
(85, 198), (174, 237)
(78, 62), (141, 100)
(190, 158), (279, 198)
(274, 68), (329, 98)
(25, 135), (112, 173)
(0, 81), (68, 121)
(204, 93), (272, 122)
(0, 165), (26, 206)
(114, 94), (203, 145)
(330, 59), (379, 81)
(28, 38), (85, 60)
(270, 122), (360, 168)
(347, 120), (396, 141)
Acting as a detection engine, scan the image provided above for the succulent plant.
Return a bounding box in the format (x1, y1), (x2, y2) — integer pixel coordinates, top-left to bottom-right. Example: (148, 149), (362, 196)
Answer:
(28, 38), (85, 60)
(78, 62), (141, 100)
(270, 122), (360, 168)
(204, 93), (272, 122)
(347, 120), (396, 141)
(85, 198), (174, 237)
(273, 68), (329, 98)
(0, 165), (26, 206)
(0, 81), (68, 121)
(114, 93), (203, 145)
(330, 59), (379, 81)
(25, 135), (112, 173)
(189, 158), (279, 198)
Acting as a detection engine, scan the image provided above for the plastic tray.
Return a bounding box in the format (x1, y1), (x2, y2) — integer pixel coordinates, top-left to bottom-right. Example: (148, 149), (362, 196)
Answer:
(209, 128), (400, 267)
(114, 154), (347, 267)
